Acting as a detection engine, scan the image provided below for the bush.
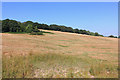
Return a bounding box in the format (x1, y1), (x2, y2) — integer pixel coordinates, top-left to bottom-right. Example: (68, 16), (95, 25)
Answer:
(41, 31), (54, 34)
(94, 32), (99, 36)
(30, 31), (43, 35)
(37, 32), (43, 35)
(30, 32), (36, 35)
(108, 35), (117, 38)
(108, 35), (114, 38)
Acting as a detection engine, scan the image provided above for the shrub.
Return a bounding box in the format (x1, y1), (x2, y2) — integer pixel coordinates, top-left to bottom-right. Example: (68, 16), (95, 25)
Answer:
(94, 32), (99, 36)
(108, 35), (114, 38)
(30, 32), (36, 35)
(37, 32), (43, 35)
(30, 31), (43, 35)
(108, 35), (117, 38)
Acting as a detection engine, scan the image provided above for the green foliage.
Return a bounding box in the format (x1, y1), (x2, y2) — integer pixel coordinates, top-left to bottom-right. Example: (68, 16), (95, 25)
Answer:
(2, 19), (21, 32)
(2, 19), (41, 35)
(0, 20), (2, 33)
(94, 32), (99, 36)
(41, 31), (54, 34)
(74, 28), (80, 33)
(33, 26), (40, 32)
(1, 19), (114, 37)
(5, 32), (26, 34)
(30, 31), (43, 35)
(108, 35), (117, 38)
(25, 24), (34, 33)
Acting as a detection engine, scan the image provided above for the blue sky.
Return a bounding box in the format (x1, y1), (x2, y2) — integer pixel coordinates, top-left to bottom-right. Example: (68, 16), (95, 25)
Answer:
(1, 0), (119, 2)
(2, 2), (118, 36)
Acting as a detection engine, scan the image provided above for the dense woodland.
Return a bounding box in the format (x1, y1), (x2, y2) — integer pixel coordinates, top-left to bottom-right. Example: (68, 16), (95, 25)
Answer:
(1, 19), (118, 38)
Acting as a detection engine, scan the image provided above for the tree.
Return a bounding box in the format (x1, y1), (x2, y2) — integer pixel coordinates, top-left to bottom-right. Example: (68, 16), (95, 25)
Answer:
(2, 19), (21, 32)
(0, 20), (2, 33)
(2, 19), (104, 37)
(74, 28), (80, 33)
(25, 24), (33, 33)
(95, 32), (99, 36)
(108, 35), (117, 38)
(2, 19), (10, 32)
(33, 26), (39, 32)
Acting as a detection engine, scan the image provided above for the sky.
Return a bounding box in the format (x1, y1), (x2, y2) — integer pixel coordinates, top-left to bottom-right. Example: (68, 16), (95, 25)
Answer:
(1, 0), (119, 2)
(2, 2), (118, 36)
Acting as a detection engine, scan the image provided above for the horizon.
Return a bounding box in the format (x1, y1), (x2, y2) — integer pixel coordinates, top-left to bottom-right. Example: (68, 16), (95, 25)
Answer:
(2, 2), (118, 36)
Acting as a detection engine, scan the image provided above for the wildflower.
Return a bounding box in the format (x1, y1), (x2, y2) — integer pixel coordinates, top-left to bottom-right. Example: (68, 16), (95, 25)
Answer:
(91, 76), (94, 78)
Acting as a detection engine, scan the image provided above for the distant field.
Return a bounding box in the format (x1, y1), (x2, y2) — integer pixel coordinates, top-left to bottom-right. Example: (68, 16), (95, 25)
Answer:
(2, 30), (118, 78)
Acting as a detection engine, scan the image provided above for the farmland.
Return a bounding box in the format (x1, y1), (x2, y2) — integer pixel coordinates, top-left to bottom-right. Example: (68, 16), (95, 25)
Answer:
(2, 30), (118, 78)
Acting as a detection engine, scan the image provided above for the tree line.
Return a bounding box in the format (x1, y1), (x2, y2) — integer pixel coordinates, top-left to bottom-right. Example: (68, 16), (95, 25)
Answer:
(2, 19), (43, 35)
(1, 19), (117, 38)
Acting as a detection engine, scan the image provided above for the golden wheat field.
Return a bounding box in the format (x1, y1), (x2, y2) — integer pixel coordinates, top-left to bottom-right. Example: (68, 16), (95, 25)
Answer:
(2, 30), (118, 78)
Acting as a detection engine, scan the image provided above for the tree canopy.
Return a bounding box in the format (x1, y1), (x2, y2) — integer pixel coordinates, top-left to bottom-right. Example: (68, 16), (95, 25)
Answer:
(2, 19), (116, 38)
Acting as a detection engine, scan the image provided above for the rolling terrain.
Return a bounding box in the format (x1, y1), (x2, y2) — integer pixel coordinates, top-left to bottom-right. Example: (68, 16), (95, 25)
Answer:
(2, 30), (118, 78)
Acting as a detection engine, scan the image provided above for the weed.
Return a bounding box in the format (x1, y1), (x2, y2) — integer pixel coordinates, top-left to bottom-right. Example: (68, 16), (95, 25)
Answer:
(58, 45), (68, 47)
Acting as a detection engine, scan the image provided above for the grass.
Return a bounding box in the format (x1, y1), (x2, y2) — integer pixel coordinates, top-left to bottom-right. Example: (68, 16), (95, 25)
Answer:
(4, 32), (27, 34)
(2, 30), (118, 78)
(101, 48), (111, 49)
(44, 46), (56, 50)
(41, 31), (54, 34)
(4, 30), (54, 35)
(0, 56), (1, 79)
(58, 45), (68, 47)
(89, 62), (118, 78)
(91, 46), (96, 48)
(2, 54), (34, 78)
(30, 32), (43, 35)
(2, 52), (118, 78)
(100, 52), (112, 54)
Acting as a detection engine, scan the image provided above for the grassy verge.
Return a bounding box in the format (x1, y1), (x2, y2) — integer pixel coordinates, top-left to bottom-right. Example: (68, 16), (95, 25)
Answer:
(41, 31), (54, 34)
(3, 31), (54, 35)
(30, 32), (43, 35)
(4, 32), (27, 34)
(3, 53), (118, 78)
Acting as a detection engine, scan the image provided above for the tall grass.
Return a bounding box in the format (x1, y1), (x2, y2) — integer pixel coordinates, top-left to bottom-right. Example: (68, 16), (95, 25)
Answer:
(2, 54), (34, 78)
(2, 53), (118, 78)
(89, 62), (118, 78)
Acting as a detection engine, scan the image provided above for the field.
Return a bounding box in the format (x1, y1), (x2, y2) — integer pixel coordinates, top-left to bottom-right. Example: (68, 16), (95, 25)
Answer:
(2, 30), (118, 78)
